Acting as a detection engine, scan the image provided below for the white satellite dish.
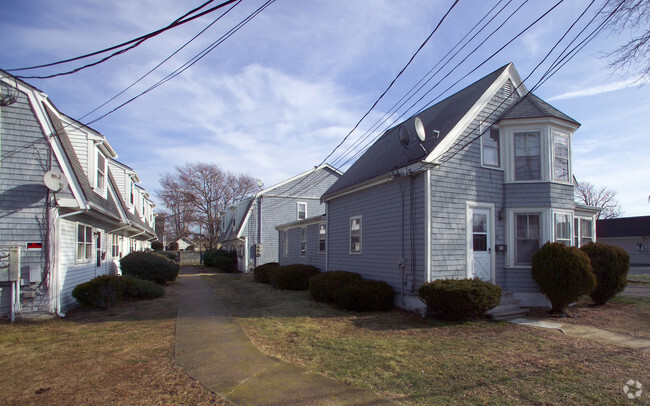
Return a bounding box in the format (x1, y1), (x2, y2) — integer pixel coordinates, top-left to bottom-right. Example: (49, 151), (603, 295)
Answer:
(414, 117), (426, 142)
(398, 126), (410, 147)
(256, 178), (264, 188)
(44, 170), (68, 192)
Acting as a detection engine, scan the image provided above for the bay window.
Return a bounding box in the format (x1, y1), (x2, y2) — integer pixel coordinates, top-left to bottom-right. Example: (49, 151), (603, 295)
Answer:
(554, 213), (571, 245)
(515, 214), (540, 265)
(553, 132), (569, 181)
(514, 132), (541, 180)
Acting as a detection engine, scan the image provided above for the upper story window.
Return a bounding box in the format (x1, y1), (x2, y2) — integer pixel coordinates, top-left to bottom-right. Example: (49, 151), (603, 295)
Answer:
(482, 127), (501, 168)
(350, 216), (362, 254)
(552, 132), (569, 182)
(297, 202), (307, 220)
(96, 151), (106, 191)
(554, 212), (572, 245)
(129, 179), (134, 207)
(514, 132), (541, 181)
(300, 227), (307, 257)
(319, 224), (326, 254)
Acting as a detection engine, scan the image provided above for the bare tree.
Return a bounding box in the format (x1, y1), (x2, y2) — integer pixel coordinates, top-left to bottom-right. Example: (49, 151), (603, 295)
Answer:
(158, 163), (257, 249)
(601, 0), (650, 81)
(575, 180), (623, 219)
(158, 172), (194, 242)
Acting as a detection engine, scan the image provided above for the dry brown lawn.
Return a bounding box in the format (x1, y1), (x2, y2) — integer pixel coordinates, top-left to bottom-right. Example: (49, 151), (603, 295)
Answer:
(0, 282), (228, 406)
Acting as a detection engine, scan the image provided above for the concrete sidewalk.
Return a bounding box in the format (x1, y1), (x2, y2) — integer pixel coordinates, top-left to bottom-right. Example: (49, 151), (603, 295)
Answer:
(175, 268), (397, 406)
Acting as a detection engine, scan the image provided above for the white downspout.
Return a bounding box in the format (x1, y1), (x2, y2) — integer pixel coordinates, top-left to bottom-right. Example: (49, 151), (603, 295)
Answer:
(424, 168), (432, 283)
(55, 209), (88, 317)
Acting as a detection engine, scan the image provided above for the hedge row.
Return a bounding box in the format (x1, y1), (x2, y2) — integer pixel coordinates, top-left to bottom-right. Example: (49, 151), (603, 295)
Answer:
(203, 249), (237, 272)
(120, 252), (180, 284)
(72, 275), (164, 310)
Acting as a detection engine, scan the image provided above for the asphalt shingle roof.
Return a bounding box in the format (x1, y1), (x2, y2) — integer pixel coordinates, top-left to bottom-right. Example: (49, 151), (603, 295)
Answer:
(597, 216), (650, 238)
(499, 92), (579, 125)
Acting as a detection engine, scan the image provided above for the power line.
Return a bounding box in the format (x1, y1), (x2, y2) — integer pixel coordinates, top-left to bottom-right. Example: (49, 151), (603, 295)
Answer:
(9, 0), (239, 78)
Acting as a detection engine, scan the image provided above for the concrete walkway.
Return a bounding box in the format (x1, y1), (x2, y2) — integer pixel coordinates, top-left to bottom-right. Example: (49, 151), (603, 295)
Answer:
(175, 268), (397, 406)
(510, 318), (650, 351)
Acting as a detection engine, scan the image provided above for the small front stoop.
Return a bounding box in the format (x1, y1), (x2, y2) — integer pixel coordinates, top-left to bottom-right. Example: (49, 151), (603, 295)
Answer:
(487, 291), (528, 321)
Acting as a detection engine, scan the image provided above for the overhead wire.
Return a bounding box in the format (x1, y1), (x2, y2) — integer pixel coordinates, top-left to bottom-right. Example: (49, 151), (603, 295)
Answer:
(7, 0), (238, 76)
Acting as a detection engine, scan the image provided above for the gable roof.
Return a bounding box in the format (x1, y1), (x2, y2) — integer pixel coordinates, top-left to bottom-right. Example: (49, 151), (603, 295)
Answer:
(219, 197), (254, 242)
(597, 216), (650, 238)
(323, 64), (512, 198)
(499, 92), (579, 125)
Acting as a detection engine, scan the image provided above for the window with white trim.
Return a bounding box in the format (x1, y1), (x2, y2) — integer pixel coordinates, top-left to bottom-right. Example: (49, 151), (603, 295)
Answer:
(300, 227), (307, 257)
(552, 132), (569, 181)
(514, 131), (541, 180)
(515, 214), (540, 265)
(319, 224), (326, 254)
(482, 127), (501, 168)
(96, 231), (102, 267)
(129, 180), (135, 206)
(77, 224), (93, 262)
(297, 202), (307, 220)
(283, 231), (288, 257)
(96, 151), (106, 191)
(111, 234), (121, 258)
(350, 216), (361, 254)
(574, 217), (594, 247)
(554, 213), (571, 245)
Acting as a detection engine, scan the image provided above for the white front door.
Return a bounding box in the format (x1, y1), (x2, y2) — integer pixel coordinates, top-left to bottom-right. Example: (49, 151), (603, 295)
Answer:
(469, 207), (492, 281)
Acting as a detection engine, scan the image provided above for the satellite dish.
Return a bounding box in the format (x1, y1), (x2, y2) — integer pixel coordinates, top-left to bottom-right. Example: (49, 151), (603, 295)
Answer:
(256, 178), (264, 188)
(44, 170), (68, 192)
(398, 126), (410, 147)
(414, 117), (426, 142)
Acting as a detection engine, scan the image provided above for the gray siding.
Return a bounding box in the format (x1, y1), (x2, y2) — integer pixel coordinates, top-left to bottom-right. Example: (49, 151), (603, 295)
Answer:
(327, 176), (424, 296)
(0, 94), (53, 315)
(505, 182), (574, 209)
(278, 223), (326, 270)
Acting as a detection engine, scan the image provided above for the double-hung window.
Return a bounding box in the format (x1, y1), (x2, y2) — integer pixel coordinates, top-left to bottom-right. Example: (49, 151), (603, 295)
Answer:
(96, 151), (106, 191)
(319, 224), (326, 254)
(552, 132), (569, 181)
(482, 127), (501, 168)
(297, 202), (307, 220)
(515, 214), (540, 265)
(514, 132), (541, 180)
(554, 213), (571, 245)
(111, 234), (120, 258)
(300, 227), (307, 257)
(77, 224), (93, 262)
(574, 218), (594, 247)
(350, 216), (361, 254)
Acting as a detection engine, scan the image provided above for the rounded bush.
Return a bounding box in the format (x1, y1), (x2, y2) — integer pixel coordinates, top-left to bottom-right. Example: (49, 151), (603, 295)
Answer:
(333, 279), (395, 312)
(532, 242), (596, 314)
(253, 262), (280, 283)
(122, 275), (165, 300)
(160, 252), (179, 262)
(418, 278), (501, 321)
(120, 251), (180, 284)
(203, 249), (236, 272)
(309, 271), (363, 303)
(268, 264), (320, 290)
(580, 242), (630, 305)
(72, 275), (124, 309)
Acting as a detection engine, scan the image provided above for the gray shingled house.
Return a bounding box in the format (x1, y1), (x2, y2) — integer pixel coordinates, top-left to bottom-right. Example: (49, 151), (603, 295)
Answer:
(219, 165), (341, 273)
(597, 216), (650, 267)
(278, 63), (599, 312)
(0, 71), (156, 320)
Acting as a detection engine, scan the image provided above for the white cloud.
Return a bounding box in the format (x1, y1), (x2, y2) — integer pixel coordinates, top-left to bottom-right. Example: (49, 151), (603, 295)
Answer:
(548, 77), (647, 101)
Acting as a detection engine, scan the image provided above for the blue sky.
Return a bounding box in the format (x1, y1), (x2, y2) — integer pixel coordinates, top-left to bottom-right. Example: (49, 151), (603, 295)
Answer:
(1, 0), (648, 215)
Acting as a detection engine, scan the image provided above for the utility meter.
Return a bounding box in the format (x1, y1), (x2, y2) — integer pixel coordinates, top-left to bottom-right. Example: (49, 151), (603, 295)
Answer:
(0, 246), (21, 281)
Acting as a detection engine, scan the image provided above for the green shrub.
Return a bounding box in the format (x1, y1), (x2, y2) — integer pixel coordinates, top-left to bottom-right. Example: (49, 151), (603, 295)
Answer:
(418, 278), (501, 321)
(253, 262), (280, 283)
(72, 275), (124, 309)
(580, 242), (630, 305)
(151, 241), (164, 251)
(532, 242), (596, 314)
(122, 275), (165, 300)
(333, 279), (395, 312)
(159, 251), (178, 262)
(268, 264), (320, 290)
(309, 271), (363, 303)
(120, 251), (180, 284)
(203, 249), (237, 272)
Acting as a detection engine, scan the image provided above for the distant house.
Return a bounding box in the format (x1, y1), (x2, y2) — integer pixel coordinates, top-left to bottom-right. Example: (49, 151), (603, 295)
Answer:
(597, 216), (650, 266)
(219, 165), (341, 272)
(277, 63), (599, 311)
(176, 237), (198, 251)
(0, 70), (156, 320)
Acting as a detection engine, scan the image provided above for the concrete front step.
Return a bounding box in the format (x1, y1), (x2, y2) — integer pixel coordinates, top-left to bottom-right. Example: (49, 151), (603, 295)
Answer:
(487, 291), (529, 321)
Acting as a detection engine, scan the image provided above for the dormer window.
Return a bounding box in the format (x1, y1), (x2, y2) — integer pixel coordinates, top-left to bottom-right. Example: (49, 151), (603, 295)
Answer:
(514, 131), (541, 181)
(96, 151), (106, 191)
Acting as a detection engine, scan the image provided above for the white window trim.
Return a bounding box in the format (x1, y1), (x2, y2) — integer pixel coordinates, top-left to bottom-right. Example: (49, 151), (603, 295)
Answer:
(300, 227), (307, 257)
(93, 148), (107, 196)
(480, 126), (503, 170)
(76, 223), (93, 264)
(506, 208), (549, 268)
(574, 216), (595, 248)
(318, 223), (326, 254)
(283, 230), (288, 257)
(297, 202), (307, 220)
(551, 131), (571, 183)
(552, 210), (573, 246)
(350, 215), (362, 255)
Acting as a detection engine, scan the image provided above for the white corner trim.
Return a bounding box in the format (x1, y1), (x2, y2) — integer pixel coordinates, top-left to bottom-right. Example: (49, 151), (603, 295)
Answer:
(424, 168), (432, 283)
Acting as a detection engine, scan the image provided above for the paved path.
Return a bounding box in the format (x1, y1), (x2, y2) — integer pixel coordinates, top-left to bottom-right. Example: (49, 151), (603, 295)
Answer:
(175, 268), (397, 406)
(622, 284), (650, 298)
